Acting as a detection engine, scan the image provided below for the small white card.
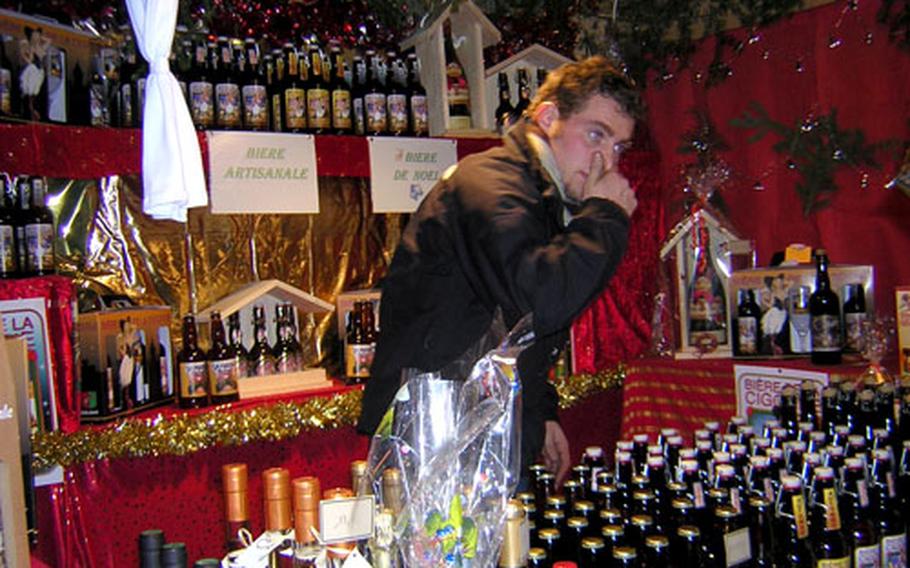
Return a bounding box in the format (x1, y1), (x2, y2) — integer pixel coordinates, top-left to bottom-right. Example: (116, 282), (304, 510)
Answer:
(319, 495), (375, 543)
(368, 137), (457, 213)
(724, 527), (752, 567)
(208, 131), (320, 214)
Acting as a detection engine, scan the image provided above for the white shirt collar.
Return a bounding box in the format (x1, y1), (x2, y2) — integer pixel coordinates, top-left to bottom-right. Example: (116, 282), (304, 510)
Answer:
(528, 132), (575, 223)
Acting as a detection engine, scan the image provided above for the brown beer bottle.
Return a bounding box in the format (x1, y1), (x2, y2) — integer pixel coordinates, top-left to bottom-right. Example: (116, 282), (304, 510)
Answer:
(177, 314), (209, 409)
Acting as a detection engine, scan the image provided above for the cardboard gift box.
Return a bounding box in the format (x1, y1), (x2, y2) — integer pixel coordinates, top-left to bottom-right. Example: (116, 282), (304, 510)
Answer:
(728, 264), (874, 359)
(78, 306), (175, 421)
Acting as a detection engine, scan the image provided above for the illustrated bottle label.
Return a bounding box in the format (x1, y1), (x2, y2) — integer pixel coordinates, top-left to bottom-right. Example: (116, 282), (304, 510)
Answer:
(410, 94), (428, 135)
(208, 357), (239, 396)
(179, 361), (208, 399)
(353, 98), (365, 135)
(307, 88), (331, 129)
(853, 544), (881, 568)
(880, 534), (905, 568)
(345, 343), (373, 379)
(387, 93), (408, 133)
(811, 314), (841, 352)
(216, 83), (242, 127)
(25, 223), (54, 271)
(0, 225), (15, 273)
(364, 93), (387, 133)
(331, 90), (352, 129)
(284, 88), (306, 129)
(817, 558), (851, 568)
(844, 312), (865, 353)
(189, 82), (214, 127)
(0, 68), (11, 113)
(242, 84), (268, 129)
(738, 316), (758, 354)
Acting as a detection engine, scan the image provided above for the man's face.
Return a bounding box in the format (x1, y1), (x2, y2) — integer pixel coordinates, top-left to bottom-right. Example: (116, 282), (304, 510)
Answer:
(538, 94), (635, 202)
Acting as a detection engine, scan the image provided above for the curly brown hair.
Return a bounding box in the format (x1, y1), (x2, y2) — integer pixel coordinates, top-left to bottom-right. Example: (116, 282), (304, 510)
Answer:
(529, 55), (643, 121)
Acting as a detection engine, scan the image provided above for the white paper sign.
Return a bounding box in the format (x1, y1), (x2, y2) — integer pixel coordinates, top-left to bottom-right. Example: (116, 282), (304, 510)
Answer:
(208, 131), (320, 214)
(319, 495), (375, 543)
(368, 137), (458, 213)
(734, 364), (828, 431)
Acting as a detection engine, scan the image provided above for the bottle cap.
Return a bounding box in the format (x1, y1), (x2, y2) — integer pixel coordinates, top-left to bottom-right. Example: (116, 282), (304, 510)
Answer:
(222, 464), (249, 522)
(222, 463), (248, 493)
(160, 543), (187, 567)
(584, 446), (604, 457)
(581, 537), (605, 550)
(601, 524), (624, 537)
(613, 546), (637, 560)
(567, 516), (588, 528)
(194, 560), (221, 568)
(645, 534), (670, 548)
(815, 466), (835, 480)
(538, 528), (560, 541)
(293, 476), (321, 510)
(677, 525), (700, 538)
(262, 467), (291, 500)
(139, 529), (165, 551)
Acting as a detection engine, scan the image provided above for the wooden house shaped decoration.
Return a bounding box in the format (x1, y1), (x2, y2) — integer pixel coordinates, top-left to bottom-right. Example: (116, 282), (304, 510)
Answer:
(400, 0), (501, 137)
(659, 208), (752, 359)
(484, 43), (572, 127)
(197, 279), (334, 398)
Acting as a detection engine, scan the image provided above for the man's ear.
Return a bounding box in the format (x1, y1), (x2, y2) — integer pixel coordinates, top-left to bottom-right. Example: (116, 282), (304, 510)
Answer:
(533, 101), (559, 132)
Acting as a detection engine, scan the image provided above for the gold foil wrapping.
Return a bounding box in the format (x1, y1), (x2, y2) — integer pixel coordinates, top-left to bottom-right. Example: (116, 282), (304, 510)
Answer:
(222, 463), (249, 522)
(499, 499), (526, 568)
(293, 476), (321, 545)
(263, 467), (292, 532)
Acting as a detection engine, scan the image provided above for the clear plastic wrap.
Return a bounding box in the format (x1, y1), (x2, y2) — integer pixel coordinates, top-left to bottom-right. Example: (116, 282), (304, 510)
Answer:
(366, 313), (533, 567)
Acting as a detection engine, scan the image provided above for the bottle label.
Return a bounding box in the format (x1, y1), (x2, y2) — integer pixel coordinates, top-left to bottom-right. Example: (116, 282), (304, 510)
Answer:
(811, 314), (841, 352)
(345, 343), (373, 379)
(0, 68), (11, 114)
(353, 97), (366, 135)
(216, 83), (242, 127)
(179, 361), (208, 399)
(331, 90), (352, 129)
(189, 82), (214, 127)
(271, 93), (282, 131)
(307, 88), (331, 129)
(284, 88), (306, 129)
(854, 544), (881, 568)
(817, 558), (851, 568)
(723, 527), (752, 567)
(410, 94), (428, 135)
(207, 357), (239, 396)
(844, 312), (866, 352)
(881, 533), (906, 568)
(242, 84), (268, 129)
(0, 225), (15, 273)
(364, 93), (387, 133)
(25, 223), (54, 272)
(692, 481), (706, 508)
(730, 487), (742, 514)
(737, 316), (758, 354)
(857, 479), (870, 508)
(822, 487), (841, 530)
(885, 471), (896, 498)
(89, 83), (109, 126)
(789, 313), (812, 354)
(387, 93), (408, 133)
(791, 493), (809, 539)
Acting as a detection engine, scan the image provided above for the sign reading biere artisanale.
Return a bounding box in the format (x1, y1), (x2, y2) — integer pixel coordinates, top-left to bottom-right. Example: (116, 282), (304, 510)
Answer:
(208, 132), (320, 214)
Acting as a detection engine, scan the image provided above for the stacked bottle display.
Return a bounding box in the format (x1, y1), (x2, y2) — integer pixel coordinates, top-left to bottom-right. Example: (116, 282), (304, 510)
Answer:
(0, 174), (56, 279)
(176, 304), (303, 409)
(512, 377), (910, 567)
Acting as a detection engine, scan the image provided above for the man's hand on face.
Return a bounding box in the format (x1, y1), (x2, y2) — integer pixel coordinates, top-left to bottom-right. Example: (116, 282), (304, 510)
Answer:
(581, 151), (638, 217)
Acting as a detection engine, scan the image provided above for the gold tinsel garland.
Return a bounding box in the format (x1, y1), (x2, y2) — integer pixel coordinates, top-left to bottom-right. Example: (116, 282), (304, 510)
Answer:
(33, 368), (626, 469)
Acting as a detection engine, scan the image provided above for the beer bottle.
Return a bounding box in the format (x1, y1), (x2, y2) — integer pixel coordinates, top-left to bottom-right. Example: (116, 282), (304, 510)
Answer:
(345, 302), (369, 384)
(351, 54), (367, 136)
(189, 40), (214, 130)
(443, 24), (471, 130)
(247, 305), (275, 376)
(842, 283), (867, 354)
(213, 37), (241, 130)
(810, 249), (842, 365)
(305, 44), (330, 134)
(899, 440), (910, 513)
(119, 42), (137, 128)
(712, 505), (751, 567)
(226, 312), (249, 378)
(241, 38), (268, 131)
(221, 463), (250, 553)
(177, 314), (209, 409)
(25, 176), (55, 275)
(869, 449), (907, 568)
(510, 67), (531, 125)
(537, 528), (563, 564)
(406, 52), (427, 137)
(494, 72), (514, 135)
(748, 496), (776, 567)
(282, 43), (307, 133)
(673, 525), (704, 567)
(0, 37), (16, 118)
(809, 466), (850, 567)
(329, 46), (352, 135)
(364, 50), (388, 136)
(385, 51), (409, 136)
(734, 288), (761, 356)
(269, 48), (285, 132)
(774, 474), (814, 567)
(499, 499), (528, 568)
(0, 175), (18, 278)
(207, 311), (239, 404)
(841, 457), (880, 567)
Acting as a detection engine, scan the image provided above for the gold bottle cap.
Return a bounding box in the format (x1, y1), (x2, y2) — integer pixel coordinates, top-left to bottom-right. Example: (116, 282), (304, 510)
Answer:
(262, 468), (291, 500)
(581, 537), (605, 550)
(602, 524), (624, 537)
(678, 525), (700, 538)
(350, 460), (372, 496)
(528, 548), (547, 560)
(381, 468), (403, 515)
(323, 487), (354, 500)
(499, 500), (526, 567)
(222, 463), (249, 522)
(293, 476), (321, 511)
(645, 535), (670, 549)
(222, 463), (248, 493)
(613, 546), (637, 560)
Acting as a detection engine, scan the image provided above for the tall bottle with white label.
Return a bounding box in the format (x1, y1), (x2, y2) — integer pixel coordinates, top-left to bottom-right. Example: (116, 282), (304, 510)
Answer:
(177, 314), (209, 409)
(25, 176), (55, 275)
(810, 249), (842, 365)
(0, 175), (18, 278)
(207, 311), (239, 404)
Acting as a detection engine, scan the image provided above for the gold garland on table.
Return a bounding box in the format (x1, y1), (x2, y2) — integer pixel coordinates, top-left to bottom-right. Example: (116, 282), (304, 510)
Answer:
(33, 368), (626, 469)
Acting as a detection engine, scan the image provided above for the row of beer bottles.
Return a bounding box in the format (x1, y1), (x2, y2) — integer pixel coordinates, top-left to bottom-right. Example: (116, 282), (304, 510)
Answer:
(0, 174), (55, 278)
(177, 305), (302, 409)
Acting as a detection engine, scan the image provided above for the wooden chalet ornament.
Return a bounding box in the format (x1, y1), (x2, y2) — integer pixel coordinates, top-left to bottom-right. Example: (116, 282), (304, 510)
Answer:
(484, 43), (572, 127)
(400, 0), (501, 137)
(659, 208), (752, 359)
(197, 279), (334, 398)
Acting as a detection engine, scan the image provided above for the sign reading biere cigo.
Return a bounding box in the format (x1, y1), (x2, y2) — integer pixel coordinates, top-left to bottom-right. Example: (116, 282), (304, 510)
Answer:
(208, 132), (320, 214)
(368, 137), (458, 213)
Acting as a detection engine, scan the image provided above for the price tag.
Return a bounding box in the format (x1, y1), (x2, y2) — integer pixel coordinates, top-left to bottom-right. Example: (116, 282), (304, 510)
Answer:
(319, 495), (375, 543)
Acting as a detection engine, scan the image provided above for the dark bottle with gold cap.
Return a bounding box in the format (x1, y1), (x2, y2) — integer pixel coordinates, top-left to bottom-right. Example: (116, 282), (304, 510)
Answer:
(177, 314), (209, 409)
(221, 463), (249, 552)
(351, 460), (372, 497)
(291, 475), (321, 567)
(810, 249), (842, 365)
(207, 311), (239, 405)
(499, 499), (528, 567)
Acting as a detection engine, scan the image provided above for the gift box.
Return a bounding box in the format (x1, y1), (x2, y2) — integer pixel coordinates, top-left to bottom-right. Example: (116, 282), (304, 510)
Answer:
(78, 306), (175, 421)
(728, 264), (874, 359)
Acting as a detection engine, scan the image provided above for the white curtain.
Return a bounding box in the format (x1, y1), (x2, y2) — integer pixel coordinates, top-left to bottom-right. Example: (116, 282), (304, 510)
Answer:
(125, 0), (207, 222)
